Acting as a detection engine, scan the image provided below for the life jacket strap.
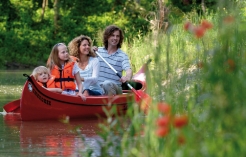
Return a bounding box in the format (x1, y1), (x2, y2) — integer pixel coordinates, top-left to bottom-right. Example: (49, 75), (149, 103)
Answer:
(54, 78), (74, 82)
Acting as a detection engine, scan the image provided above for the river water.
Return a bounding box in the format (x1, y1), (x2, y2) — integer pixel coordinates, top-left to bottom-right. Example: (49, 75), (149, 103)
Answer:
(0, 70), (103, 157)
(0, 114), (102, 157)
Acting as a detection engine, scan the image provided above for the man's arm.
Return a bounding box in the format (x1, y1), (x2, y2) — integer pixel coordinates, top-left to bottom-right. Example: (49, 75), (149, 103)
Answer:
(125, 69), (132, 81)
(120, 69), (132, 83)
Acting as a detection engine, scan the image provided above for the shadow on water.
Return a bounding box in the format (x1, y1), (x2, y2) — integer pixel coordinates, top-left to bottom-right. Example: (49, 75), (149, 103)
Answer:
(1, 113), (103, 157)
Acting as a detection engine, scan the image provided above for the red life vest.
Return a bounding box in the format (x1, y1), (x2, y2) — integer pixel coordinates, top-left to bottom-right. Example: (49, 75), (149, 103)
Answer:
(50, 62), (76, 90)
(37, 75), (56, 88)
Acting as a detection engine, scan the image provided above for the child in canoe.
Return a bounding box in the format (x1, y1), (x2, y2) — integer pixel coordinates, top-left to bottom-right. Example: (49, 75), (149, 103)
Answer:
(31, 66), (62, 93)
(46, 43), (86, 100)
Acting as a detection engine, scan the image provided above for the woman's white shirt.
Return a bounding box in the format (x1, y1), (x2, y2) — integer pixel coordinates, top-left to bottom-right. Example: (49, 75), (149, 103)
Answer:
(77, 57), (103, 94)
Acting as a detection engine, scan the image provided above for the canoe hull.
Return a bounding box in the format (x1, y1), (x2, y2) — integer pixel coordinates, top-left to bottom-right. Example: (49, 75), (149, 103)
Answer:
(20, 77), (137, 121)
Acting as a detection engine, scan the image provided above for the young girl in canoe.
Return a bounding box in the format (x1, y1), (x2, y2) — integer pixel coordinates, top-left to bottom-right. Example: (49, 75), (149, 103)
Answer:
(31, 66), (63, 93)
(46, 43), (86, 100)
(68, 35), (104, 96)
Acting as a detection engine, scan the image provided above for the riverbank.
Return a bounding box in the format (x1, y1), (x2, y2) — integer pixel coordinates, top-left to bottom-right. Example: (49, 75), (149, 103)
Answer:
(3, 62), (40, 70)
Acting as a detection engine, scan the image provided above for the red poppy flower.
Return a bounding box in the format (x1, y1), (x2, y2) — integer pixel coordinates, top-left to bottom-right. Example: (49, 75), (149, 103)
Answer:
(193, 26), (206, 38)
(140, 94), (152, 113)
(157, 102), (171, 114)
(156, 127), (169, 137)
(156, 116), (170, 127)
(173, 114), (188, 128)
(201, 20), (213, 30)
(184, 21), (192, 31)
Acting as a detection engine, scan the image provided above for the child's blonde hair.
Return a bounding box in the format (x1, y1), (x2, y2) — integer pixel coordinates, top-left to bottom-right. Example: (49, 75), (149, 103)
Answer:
(31, 66), (51, 81)
(47, 43), (73, 71)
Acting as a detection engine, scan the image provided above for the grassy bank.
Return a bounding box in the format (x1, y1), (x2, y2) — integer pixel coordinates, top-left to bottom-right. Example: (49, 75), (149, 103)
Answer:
(79, 2), (246, 157)
(0, 70), (31, 107)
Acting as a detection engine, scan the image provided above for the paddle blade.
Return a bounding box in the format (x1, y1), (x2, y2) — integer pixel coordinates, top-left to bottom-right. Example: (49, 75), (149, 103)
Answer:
(3, 99), (20, 113)
(132, 89), (152, 113)
(139, 91), (152, 113)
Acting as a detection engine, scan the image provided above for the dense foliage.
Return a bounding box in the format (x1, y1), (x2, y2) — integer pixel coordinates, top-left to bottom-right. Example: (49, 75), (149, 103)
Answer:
(169, 0), (217, 13)
(168, 0), (239, 14)
(1, 0), (246, 156)
(0, 0), (156, 69)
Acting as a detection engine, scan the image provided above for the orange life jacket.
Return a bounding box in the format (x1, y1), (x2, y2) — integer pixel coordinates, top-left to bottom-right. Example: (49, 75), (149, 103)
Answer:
(50, 62), (76, 90)
(37, 75), (56, 88)
(70, 56), (79, 62)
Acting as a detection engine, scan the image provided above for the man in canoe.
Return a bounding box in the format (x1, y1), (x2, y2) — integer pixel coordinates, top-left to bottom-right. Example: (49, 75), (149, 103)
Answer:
(94, 25), (133, 95)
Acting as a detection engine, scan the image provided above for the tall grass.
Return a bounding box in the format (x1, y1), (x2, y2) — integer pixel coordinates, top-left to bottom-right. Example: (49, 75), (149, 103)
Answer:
(79, 1), (246, 156)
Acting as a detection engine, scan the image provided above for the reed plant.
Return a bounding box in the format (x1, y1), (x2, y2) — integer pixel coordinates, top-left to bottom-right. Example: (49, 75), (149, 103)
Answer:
(79, 1), (246, 156)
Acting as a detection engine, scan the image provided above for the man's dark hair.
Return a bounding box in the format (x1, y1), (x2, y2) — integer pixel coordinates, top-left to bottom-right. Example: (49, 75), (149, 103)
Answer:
(103, 25), (124, 50)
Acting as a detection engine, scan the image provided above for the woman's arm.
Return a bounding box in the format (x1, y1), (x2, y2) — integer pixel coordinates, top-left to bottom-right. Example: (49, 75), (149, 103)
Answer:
(73, 63), (86, 100)
(75, 72), (86, 101)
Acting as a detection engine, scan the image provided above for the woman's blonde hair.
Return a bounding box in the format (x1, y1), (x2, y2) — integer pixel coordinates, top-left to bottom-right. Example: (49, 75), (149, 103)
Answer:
(68, 35), (96, 59)
(31, 66), (51, 81)
(47, 43), (73, 70)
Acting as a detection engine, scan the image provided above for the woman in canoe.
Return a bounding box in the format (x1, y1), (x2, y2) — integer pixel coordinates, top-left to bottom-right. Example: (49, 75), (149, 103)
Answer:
(46, 43), (86, 100)
(68, 35), (104, 96)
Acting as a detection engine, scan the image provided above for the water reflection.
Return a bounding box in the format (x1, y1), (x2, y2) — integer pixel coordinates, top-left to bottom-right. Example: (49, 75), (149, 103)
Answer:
(2, 113), (103, 156)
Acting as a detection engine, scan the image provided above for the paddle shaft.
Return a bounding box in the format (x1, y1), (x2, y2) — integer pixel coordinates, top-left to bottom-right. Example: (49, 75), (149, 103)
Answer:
(95, 51), (135, 91)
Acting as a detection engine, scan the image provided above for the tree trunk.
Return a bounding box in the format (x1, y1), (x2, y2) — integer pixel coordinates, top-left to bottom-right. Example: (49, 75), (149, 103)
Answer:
(158, 0), (164, 29)
(41, 0), (48, 21)
(54, 0), (59, 36)
(201, 0), (206, 14)
(158, 0), (169, 31)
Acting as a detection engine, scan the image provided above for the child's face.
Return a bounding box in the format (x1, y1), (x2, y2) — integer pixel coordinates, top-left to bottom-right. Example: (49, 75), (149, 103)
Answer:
(58, 44), (69, 61)
(37, 71), (49, 83)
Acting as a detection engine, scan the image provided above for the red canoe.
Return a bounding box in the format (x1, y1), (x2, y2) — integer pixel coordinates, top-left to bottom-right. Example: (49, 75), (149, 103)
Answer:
(3, 65), (147, 121)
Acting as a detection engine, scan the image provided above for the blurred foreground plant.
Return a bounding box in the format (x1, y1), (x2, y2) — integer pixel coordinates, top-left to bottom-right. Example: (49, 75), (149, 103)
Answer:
(77, 1), (246, 156)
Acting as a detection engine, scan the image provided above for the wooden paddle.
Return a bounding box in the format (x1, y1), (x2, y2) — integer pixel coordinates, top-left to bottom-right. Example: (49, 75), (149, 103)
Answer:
(95, 51), (151, 112)
(3, 99), (20, 113)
